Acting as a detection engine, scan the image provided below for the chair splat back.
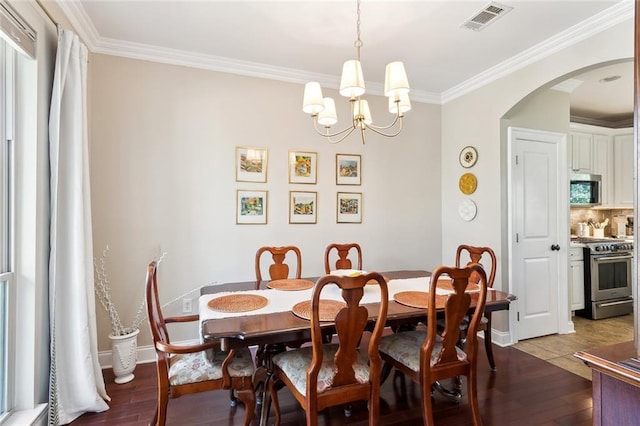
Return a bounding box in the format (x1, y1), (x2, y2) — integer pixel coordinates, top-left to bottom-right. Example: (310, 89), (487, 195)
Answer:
(425, 265), (488, 372)
(309, 274), (387, 392)
(455, 245), (496, 288)
(323, 243), (363, 273)
(255, 245), (302, 289)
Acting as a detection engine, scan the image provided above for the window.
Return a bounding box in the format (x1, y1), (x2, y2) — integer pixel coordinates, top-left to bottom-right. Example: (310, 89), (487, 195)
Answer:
(0, 2), (40, 422)
(0, 34), (16, 422)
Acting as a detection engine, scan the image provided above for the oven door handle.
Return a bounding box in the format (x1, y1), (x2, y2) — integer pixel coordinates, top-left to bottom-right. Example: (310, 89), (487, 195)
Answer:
(593, 255), (633, 262)
(597, 299), (633, 308)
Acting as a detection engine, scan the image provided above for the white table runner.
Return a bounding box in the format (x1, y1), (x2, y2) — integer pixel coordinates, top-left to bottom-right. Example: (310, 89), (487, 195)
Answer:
(198, 276), (467, 321)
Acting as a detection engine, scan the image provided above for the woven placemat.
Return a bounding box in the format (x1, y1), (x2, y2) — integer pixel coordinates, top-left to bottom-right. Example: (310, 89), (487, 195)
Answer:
(291, 299), (346, 321)
(207, 294), (269, 313)
(436, 279), (480, 293)
(394, 291), (449, 309)
(267, 278), (314, 291)
(366, 276), (389, 285)
(393, 291), (429, 308)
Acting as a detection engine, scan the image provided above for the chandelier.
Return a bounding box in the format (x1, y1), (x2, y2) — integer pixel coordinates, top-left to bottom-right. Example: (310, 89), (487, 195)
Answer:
(302, 0), (411, 144)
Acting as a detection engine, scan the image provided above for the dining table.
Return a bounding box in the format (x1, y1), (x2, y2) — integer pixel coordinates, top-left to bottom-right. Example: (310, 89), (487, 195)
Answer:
(199, 269), (515, 426)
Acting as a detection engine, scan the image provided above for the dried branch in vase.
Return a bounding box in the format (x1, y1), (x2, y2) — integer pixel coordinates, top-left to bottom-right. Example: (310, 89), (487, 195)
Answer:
(94, 245), (166, 336)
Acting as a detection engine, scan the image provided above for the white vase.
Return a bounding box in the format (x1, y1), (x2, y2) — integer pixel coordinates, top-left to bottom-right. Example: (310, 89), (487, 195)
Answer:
(109, 328), (140, 384)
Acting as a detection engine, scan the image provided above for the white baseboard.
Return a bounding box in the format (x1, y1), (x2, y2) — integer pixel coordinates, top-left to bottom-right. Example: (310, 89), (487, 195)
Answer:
(479, 328), (513, 347)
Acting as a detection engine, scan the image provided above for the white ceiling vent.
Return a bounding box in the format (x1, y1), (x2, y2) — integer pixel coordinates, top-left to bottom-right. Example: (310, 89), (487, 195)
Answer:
(461, 2), (513, 31)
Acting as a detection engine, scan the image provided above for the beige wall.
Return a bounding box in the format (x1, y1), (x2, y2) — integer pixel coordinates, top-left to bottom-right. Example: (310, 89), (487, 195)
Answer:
(88, 54), (442, 349)
(441, 19), (633, 341)
(87, 14), (634, 351)
(504, 89), (570, 132)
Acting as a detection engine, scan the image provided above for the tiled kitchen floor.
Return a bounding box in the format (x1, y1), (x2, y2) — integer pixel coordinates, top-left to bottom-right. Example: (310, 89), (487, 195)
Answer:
(512, 313), (634, 379)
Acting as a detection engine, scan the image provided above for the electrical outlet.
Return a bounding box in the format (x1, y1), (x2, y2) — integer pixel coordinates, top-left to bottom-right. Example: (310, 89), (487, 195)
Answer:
(182, 298), (192, 313)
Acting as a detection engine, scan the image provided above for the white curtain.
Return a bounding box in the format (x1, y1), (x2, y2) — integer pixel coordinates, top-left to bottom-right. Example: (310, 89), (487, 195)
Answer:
(48, 26), (110, 425)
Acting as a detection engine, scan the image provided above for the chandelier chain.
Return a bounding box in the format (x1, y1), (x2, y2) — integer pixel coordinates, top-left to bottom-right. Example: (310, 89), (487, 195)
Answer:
(355, 0), (362, 61)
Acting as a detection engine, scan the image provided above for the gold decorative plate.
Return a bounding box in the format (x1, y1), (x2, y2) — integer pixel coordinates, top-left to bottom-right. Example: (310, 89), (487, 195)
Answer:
(459, 146), (478, 168)
(459, 173), (477, 195)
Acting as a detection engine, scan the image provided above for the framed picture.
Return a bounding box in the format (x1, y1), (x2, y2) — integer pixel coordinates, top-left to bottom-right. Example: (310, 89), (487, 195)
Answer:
(336, 154), (361, 185)
(337, 192), (362, 223)
(289, 191), (317, 224)
(288, 151), (317, 184)
(236, 190), (268, 224)
(236, 146), (268, 182)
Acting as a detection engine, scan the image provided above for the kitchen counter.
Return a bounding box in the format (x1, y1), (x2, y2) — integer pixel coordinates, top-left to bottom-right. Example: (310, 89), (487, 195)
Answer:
(575, 342), (640, 426)
(570, 236), (634, 243)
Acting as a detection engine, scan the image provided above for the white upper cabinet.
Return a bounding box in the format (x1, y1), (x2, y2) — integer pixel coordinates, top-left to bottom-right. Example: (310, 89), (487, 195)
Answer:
(570, 132), (592, 173)
(591, 133), (612, 206)
(570, 125), (631, 208)
(613, 133), (634, 207)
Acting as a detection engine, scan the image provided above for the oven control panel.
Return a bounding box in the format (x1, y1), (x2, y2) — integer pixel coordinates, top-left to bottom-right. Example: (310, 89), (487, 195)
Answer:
(591, 242), (633, 253)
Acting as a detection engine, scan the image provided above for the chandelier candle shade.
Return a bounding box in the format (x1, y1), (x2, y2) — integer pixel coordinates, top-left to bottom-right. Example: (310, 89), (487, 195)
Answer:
(302, 0), (411, 144)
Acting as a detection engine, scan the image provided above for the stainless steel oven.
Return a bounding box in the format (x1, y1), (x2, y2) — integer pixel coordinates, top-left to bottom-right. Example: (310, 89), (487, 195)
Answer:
(576, 240), (633, 320)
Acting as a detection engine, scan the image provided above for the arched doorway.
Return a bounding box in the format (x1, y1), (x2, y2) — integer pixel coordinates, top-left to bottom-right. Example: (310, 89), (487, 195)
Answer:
(501, 58), (634, 342)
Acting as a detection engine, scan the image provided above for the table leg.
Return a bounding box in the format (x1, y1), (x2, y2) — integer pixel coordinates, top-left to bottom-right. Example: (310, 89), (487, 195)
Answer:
(258, 373), (272, 426)
(254, 343), (285, 426)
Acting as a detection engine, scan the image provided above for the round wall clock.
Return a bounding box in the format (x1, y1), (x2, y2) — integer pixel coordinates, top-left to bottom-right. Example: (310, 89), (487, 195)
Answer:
(459, 146), (478, 168)
(459, 172), (477, 195)
(458, 199), (477, 222)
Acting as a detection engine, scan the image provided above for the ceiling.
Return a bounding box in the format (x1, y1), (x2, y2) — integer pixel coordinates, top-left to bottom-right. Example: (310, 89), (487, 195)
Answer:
(52, 0), (634, 125)
(564, 61), (634, 126)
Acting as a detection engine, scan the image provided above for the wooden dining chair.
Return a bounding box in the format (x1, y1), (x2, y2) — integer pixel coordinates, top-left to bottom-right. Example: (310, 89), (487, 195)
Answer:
(323, 242), (363, 273)
(378, 264), (488, 426)
(145, 261), (256, 426)
(455, 244), (498, 371)
(255, 245), (302, 289)
(268, 272), (389, 426)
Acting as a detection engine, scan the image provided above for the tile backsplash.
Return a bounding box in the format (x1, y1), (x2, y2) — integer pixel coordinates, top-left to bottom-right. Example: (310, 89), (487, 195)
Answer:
(570, 208), (633, 237)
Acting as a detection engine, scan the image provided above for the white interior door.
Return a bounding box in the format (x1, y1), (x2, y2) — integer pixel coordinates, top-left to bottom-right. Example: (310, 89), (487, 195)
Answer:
(509, 127), (569, 341)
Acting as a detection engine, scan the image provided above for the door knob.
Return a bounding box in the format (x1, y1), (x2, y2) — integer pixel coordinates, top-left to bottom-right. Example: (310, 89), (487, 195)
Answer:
(550, 244), (560, 251)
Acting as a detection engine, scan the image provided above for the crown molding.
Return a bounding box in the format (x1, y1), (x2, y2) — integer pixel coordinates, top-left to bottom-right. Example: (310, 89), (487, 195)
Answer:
(440, 1), (634, 104)
(56, 0), (441, 104)
(57, 0), (631, 107)
(570, 115), (634, 129)
(55, 0), (100, 48)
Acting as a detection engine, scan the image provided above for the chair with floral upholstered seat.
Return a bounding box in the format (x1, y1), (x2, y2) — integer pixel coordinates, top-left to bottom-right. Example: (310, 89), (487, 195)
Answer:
(145, 261), (255, 426)
(378, 264), (488, 426)
(268, 272), (389, 426)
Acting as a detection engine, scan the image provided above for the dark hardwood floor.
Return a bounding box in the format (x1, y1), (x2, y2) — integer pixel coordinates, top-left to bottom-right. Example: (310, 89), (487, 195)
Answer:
(70, 344), (593, 426)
